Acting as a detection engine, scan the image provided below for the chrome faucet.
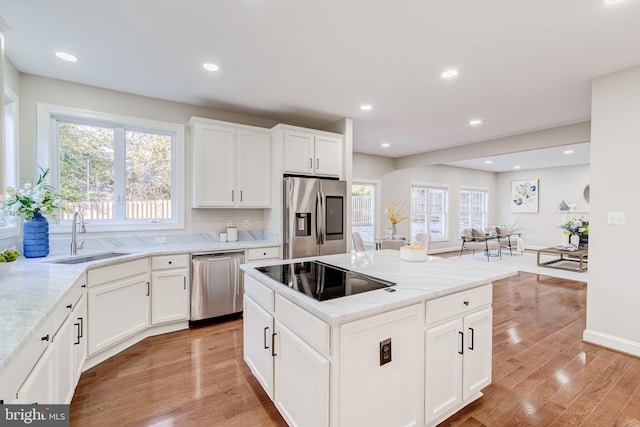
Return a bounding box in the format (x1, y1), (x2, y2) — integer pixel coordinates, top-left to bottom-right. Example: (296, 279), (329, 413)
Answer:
(70, 211), (87, 255)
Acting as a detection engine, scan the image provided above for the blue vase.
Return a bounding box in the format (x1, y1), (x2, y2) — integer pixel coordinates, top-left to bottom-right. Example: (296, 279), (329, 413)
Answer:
(23, 213), (50, 258)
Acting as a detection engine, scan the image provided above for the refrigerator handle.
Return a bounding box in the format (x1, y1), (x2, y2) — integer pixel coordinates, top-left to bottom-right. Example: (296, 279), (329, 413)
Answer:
(316, 191), (324, 244)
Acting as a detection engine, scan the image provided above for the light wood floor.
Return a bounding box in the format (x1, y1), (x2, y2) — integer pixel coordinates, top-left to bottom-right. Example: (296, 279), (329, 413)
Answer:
(70, 271), (640, 426)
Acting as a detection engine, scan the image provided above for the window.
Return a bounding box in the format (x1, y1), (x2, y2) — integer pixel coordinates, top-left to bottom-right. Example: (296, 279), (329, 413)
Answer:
(410, 182), (448, 241)
(352, 181), (378, 249)
(0, 86), (19, 238)
(459, 187), (489, 233)
(37, 104), (185, 232)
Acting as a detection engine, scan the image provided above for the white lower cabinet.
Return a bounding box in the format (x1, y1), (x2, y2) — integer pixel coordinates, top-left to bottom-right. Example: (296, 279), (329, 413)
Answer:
(88, 259), (150, 356)
(243, 295), (275, 398)
(425, 286), (493, 426)
(337, 303), (424, 427)
(16, 346), (55, 404)
(54, 293), (88, 403)
(274, 321), (330, 427)
(151, 254), (190, 325)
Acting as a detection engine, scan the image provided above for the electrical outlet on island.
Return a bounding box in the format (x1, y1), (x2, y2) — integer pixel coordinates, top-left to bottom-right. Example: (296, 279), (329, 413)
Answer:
(244, 219), (250, 228)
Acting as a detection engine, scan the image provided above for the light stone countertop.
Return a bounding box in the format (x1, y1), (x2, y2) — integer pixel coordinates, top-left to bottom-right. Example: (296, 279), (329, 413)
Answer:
(0, 236), (279, 371)
(241, 250), (518, 325)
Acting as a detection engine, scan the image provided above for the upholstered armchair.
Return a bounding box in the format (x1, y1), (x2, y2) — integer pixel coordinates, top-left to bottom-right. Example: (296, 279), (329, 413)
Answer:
(460, 228), (501, 261)
(495, 226), (523, 256)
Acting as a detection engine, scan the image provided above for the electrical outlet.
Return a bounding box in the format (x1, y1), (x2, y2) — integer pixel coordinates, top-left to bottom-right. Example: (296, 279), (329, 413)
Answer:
(608, 211), (626, 225)
(155, 236), (166, 244)
(244, 219), (250, 228)
(226, 219), (233, 227)
(380, 338), (392, 366)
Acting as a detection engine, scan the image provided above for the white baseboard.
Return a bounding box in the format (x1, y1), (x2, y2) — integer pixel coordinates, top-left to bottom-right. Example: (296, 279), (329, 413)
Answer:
(583, 329), (640, 357)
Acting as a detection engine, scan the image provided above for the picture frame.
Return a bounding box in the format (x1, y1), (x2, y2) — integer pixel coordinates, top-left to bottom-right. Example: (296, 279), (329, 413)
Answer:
(511, 179), (539, 213)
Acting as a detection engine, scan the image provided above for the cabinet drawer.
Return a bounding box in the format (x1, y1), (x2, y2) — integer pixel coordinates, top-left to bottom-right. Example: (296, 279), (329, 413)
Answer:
(53, 274), (86, 335)
(88, 258), (149, 287)
(246, 247), (280, 262)
(426, 284), (492, 327)
(276, 294), (330, 355)
(151, 254), (189, 270)
(244, 274), (274, 312)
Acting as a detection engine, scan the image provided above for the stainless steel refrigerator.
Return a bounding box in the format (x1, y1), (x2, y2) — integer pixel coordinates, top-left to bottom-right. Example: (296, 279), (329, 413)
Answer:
(283, 176), (347, 259)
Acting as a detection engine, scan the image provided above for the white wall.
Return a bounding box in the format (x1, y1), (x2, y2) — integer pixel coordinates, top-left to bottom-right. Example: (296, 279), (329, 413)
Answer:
(379, 165), (497, 252)
(17, 73), (281, 237)
(353, 152), (395, 180)
(584, 64), (640, 356)
(496, 165), (590, 248)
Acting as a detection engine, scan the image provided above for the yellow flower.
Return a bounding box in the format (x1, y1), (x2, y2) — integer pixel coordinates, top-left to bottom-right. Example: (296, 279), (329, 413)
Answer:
(387, 200), (409, 225)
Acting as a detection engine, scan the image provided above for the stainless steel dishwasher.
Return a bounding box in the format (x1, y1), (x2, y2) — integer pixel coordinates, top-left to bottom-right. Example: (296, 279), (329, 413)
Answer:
(191, 252), (245, 322)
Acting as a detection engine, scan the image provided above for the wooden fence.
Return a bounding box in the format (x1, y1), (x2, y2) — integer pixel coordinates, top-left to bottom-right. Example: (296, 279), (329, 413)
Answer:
(352, 195), (373, 226)
(60, 200), (172, 220)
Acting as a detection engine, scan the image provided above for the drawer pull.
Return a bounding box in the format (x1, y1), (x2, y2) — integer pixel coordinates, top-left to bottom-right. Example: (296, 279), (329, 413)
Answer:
(67, 303), (73, 309)
(263, 327), (270, 349)
(463, 300), (469, 306)
(41, 334), (50, 342)
(271, 332), (277, 357)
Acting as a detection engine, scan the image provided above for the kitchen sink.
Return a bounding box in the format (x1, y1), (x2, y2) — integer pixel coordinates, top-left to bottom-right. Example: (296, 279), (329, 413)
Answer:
(46, 252), (130, 265)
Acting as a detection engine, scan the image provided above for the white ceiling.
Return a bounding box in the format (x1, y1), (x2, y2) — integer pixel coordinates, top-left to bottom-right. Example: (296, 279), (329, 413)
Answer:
(1, 0), (639, 162)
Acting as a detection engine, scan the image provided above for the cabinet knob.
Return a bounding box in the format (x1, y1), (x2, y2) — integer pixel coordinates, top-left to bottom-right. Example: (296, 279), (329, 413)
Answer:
(463, 300), (469, 306)
(168, 261), (172, 264)
(41, 334), (50, 342)
(66, 304), (73, 309)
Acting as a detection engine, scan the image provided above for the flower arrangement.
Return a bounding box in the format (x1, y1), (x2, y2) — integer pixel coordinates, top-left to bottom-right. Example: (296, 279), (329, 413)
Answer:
(1, 168), (67, 220)
(561, 218), (589, 236)
(386, 200), (409, 225)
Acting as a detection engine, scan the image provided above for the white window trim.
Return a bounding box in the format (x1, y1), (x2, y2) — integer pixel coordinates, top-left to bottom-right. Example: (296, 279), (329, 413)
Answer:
(37, 103), (185, 233)
(410, 181), (450, 243)
(352, 177), (381, 240)
(0, 85), (20, 239)
(459, 185), (490, 235)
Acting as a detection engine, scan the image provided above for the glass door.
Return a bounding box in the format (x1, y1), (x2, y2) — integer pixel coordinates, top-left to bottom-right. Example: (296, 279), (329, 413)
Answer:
(352, 182), (377, 250)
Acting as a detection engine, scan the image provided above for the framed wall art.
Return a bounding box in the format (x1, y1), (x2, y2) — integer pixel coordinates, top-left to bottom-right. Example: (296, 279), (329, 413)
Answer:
(511, 180), (539, 213)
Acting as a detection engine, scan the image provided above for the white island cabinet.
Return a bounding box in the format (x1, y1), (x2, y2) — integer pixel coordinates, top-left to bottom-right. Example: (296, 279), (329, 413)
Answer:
(241, 251), (517, 427)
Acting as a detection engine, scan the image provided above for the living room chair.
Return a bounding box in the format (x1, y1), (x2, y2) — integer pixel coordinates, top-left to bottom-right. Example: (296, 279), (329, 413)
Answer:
(352, 232), (366, 252)
(460, 228), (501, 261)
(495, 226), (522, 256)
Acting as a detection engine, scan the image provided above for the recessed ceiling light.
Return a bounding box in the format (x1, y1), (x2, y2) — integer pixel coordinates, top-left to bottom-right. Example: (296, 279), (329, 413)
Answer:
(203, 63), (220, 71)
(381, 143), (390, 148)
(484, 160), (493, 164)
(55, 51), (77, 62)
(513, 165), (521, 169)
(469, 119), (482, 126)
(564, 149), (574, 154)
(360, 105), (372, 110)
(441, 69), (459, 79)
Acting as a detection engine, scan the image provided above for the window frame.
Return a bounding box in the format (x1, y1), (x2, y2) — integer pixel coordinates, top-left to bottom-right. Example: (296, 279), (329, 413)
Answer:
(410, 181), (449, 242)
(0, 85), (20, 239)
(37, 103), (185, 233)
(459, 186), (489, 235)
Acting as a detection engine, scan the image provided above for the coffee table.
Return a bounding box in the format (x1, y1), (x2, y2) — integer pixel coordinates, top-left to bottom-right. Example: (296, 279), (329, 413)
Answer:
(537, 247), (588, 272)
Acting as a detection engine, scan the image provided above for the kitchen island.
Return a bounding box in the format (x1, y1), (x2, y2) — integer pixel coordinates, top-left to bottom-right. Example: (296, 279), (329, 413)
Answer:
(240, 250), (517, 427)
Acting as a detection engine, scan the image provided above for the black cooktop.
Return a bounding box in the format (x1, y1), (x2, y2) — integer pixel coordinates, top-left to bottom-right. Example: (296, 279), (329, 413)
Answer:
(255, 261), (396, 301)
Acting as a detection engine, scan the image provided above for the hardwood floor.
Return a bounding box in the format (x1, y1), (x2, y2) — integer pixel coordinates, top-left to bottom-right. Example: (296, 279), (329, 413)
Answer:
(70, 271), (640, 426)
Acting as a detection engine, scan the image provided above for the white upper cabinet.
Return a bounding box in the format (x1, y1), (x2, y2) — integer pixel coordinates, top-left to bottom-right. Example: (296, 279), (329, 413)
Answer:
(190, 117), (271, 208)
(275, 125), (343, 178)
